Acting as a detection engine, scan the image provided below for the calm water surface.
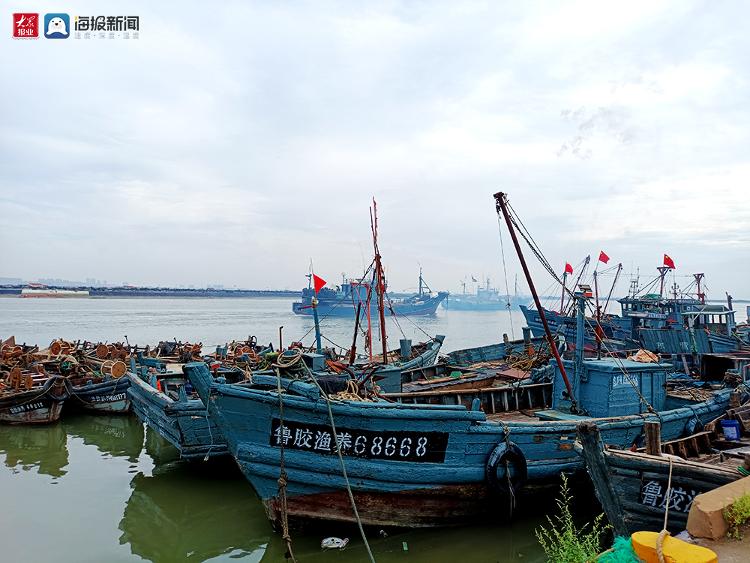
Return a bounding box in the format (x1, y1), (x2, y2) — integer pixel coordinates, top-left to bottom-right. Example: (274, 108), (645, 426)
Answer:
(0, 298), (549, 563)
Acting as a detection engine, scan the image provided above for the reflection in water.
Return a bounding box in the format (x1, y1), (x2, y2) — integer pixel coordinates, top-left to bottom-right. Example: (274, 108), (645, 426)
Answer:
(63, 413), (144, 463)
(144, 425), (181, 466)
(119, 461), (271, 562)
(0, 422), (69, 478)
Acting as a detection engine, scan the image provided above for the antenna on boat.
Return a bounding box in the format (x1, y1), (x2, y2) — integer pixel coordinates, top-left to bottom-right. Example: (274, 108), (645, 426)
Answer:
(370, 199), (388, 364)
(494, 192), (578, 413)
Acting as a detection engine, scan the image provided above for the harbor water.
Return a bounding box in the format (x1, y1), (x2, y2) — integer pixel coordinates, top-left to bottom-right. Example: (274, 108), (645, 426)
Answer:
(0, 297), (549, 563)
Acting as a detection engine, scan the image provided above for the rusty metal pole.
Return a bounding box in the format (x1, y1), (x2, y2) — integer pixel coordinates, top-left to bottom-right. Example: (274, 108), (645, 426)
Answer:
(348, 302), (362, 365)
(494, 192), (577, 411)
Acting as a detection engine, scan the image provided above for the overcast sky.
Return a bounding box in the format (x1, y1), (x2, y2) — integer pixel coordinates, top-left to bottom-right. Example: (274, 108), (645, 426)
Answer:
(2, 1), (748, 297)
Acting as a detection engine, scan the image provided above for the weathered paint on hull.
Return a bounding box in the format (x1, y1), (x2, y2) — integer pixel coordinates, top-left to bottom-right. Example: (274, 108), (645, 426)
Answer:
(69, 378), (132, 414)
(638, 327), (740, 355)
(263, 484), (492, 527)
(127, 373), (227, 459)
(0, 376), (69, 425)
(520, 305), (637, 351)
(577, 423), (741, 536)
(185, 362), (731, 528)
(0, 400), (65, 424)
(292, 295), (446, 317)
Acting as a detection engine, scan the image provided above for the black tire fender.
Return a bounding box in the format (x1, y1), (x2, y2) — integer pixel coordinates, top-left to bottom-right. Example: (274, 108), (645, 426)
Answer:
(485, 441), (527, 496)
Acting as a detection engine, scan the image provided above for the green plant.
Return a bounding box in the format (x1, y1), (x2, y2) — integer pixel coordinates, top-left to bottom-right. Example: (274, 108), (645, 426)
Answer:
(535, 473), (611, 562)
(724, 492), (750, 540)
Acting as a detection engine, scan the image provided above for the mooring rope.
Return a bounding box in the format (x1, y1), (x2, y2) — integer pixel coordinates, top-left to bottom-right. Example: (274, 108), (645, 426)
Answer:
(274, 368), (297, 563)
(497, 216), (516, 339)
(300, 363), (376, 563)
(656, 457), (674, 563)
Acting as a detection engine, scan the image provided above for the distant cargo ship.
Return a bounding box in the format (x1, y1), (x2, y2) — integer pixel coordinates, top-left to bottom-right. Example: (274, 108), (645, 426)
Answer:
(20, 285), (89, 298)
(444, 278), (516, 311)
(0, 284), (300, 298)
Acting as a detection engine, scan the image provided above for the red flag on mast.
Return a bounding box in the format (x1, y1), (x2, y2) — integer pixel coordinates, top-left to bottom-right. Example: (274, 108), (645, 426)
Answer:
(564, 263), (574, 275)
(313, 274), (327, 294)
(598, 251), (610, 264)
(663, 254), (675, 269)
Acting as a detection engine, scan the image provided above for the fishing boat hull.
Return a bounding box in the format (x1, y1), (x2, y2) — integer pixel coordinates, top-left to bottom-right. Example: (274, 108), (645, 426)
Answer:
(186, 362), (731, 528)
(127, 373), (227, 459)
(577, 422), (742, 536)
(186, 362), (511, 527)
(0, 376), (69, 424)
(638, 327), (742, 356)
(292, 293), (447, 317)
(69, 377), (132, 413)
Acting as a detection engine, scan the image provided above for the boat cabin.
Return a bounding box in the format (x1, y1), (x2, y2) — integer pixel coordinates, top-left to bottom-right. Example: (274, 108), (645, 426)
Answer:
(551, 358), (669, 417)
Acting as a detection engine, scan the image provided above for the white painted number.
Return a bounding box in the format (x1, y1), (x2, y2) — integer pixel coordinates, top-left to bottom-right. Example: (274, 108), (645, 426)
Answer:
(400, 437), (412, 457)
(385, 437), (397, 457)
(371, 436), (383, 455)
(354, 435), (367, 454)
(416, 436), (428, 457)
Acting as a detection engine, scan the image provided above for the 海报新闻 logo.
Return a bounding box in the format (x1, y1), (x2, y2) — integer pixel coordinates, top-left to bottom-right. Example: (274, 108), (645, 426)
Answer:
(12, 13), (39, 38)
(44, 13), (70, 38)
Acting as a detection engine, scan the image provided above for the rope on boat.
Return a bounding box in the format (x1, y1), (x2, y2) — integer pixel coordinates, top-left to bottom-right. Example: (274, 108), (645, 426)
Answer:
(656, 457), (674, 563)
(328, 379), (369, 402)
(505, 198), (657, 413)
(497, 215), (516, 339)
(500, 421), (516, 517)
(274, 367), (297, 563)
(301, 363), (376, 563)
(393, 307), (434, 341)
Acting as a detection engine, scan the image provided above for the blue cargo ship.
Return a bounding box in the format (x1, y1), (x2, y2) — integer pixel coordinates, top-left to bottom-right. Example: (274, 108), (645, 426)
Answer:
(292, 272), (447, 317)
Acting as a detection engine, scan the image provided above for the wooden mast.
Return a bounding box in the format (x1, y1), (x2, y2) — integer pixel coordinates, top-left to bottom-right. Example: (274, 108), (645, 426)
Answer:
(371, 200), (388, 364)
(494, 192), (577, 411)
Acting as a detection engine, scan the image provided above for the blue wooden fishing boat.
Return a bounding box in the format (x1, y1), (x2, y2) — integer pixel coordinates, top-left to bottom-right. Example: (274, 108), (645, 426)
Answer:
(127, 356), (233, 460)
(66, 361), (132, 413)
(520, 304), (639, 352)
(292, 271), (448, 317)
(577, 413), (750, 536)
(180, 193), (736, 529)
(392, 328), (549, 393)
(352, 335), (445, 393)
(185, 339), (731, 528)
(68, 377), (131, 413)
(522, 272), (746, 359)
